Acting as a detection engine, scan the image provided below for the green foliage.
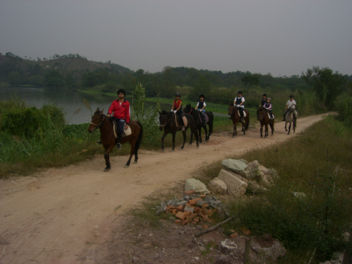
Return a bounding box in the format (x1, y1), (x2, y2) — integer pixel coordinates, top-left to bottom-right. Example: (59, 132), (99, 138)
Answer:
(301, 66), (347, 110)
(334, 95), (352, 128)
(220, 117), (352, 262)
(131, 83), (160, 146)
(44, 69), (64, 89)
(188, 75), (213, 101)
(8, 71), (22, 86)
(0, 99), (99, 177)
(241, 74), (260, 93)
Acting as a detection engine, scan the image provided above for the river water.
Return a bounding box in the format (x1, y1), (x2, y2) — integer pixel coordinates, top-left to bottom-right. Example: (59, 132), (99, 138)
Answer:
(0, 87), (134, 124)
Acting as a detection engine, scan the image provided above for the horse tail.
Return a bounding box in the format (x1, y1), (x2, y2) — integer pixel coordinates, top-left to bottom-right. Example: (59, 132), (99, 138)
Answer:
(208, 112), (213, 135)
(245, 110), (249, 131)
(134, 121), (143, 154)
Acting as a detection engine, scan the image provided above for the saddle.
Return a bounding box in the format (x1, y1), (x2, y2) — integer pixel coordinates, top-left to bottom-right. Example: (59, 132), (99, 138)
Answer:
(237, 110), (246, 117)
(175, 114), (188, 129)
(198, 112), (209, 124)
(112, 119), (132, 138)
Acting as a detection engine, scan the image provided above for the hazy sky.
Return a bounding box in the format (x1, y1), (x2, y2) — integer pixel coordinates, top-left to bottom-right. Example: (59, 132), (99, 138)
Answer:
(1, 1), (351, 76)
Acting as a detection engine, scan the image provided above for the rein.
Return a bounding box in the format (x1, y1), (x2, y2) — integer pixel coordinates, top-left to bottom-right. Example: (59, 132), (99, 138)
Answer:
(159, 113), (174, 128)
(90, 114), (105, 130)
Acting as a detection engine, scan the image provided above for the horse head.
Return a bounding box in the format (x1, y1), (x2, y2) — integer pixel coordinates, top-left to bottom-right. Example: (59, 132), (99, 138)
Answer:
(88, 108), (105, 133)
(228, 103), (234, 115)
(183, 103), (192, 114)
(257, 107), (266, 121)
(159, 110), (171, 131)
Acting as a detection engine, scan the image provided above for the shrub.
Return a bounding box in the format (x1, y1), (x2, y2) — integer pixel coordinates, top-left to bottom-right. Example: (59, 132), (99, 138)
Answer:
(335, 95), (352, 128)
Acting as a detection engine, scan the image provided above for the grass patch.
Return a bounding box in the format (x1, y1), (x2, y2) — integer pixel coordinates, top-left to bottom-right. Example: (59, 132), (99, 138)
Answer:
(201, 115), (352, 263)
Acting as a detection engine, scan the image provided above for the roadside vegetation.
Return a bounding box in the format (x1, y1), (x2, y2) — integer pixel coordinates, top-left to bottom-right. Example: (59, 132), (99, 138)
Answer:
(198, 115), (352, 263)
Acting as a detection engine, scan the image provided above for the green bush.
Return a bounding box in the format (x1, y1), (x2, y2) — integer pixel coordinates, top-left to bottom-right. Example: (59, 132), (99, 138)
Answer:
(335, 95), (352, 128)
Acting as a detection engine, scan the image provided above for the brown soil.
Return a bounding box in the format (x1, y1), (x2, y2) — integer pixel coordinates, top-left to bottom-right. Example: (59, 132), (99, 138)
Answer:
(0, 114), (328, 263)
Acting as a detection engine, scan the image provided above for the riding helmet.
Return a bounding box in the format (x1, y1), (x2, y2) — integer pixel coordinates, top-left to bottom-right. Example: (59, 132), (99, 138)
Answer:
(238, 91), (242, 95)
(289, 95), (294, 98)
(263, 94), (267, 96)
(175, 92), (181, 97)
(199, 94), (205, 99)
(117, 89), (126, 95)
(267, 97), (271, 100)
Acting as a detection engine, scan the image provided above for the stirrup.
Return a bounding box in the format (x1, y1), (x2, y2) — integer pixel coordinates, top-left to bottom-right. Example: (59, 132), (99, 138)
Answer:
(116, 143), (122, 149)
(97, 140), (102, 144)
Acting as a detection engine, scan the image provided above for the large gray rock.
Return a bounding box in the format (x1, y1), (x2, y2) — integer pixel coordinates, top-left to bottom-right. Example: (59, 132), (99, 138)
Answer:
(247, 180), (268, 194)
(250, 235), (287, 263)
(222, 159), (249, 178)
(245, 160), (263, 180)
(208, 177), (227, 195)
(217, 169), (248, 197)
(268, 168), (279, 180)
(185, 178), (210, 195)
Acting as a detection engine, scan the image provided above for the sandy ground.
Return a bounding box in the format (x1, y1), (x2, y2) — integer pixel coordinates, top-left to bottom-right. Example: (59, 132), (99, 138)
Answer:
(0, 114), (328, 263)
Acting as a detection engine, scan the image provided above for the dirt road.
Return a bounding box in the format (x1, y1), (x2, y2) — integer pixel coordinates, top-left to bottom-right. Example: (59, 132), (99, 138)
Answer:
(0, 114), (327, 263)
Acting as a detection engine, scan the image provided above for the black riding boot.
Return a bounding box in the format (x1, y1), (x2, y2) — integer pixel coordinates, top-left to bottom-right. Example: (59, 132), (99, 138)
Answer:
(116, 133), (122, 149)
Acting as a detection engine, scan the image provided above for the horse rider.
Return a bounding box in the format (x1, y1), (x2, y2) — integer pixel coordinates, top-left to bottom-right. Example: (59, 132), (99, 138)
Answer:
(171, 92), (185, 131)
(196, 94), (207, 125)
(234, 91), (245, 122)
(282, 95), (296, 121)
(107, 89), (130, 149)
(260, 93), (267, 107)
(264, 97), (274, 119)
(257, 93), (267, 119)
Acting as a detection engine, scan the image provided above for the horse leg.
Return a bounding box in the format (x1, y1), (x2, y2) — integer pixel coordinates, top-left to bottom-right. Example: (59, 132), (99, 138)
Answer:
(198, 127), (202, 144)
(161, 131), (168, 151)
(242, 122), (245, 135)
(285, 122), (287, 131)
(170, 132), (176, 152)
(260, 123), (263, 137)
(204, 125), (208, 141)
(288, 122), (291, 135)
(265, 124), (268, 138)
(180, 130), (187, 149)
(189, 132), (193, 145)
(125, 142), (135, 168)
(270, 122), (274, 135)
(103, 145), (114, 172)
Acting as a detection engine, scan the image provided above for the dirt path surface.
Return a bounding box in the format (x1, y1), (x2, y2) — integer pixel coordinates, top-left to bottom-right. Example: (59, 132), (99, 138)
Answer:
(0, 114), (328, 263)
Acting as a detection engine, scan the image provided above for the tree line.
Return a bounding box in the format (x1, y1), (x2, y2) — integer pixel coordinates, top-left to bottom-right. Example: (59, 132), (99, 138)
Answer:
(0, 52), (351, 110)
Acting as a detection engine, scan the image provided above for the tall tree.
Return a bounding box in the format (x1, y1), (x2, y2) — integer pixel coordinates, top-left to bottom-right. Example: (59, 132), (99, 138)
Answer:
(241, 74), (259, 93)
(301, 67), (347, 109)
(44, 69), (64, 89)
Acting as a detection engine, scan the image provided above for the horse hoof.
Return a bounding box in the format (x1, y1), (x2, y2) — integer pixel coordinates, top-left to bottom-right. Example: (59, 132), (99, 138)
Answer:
(104, 167), (111, 172)
(133, 161), (138, 164)
(180, 147), (184, 150)
(170, 149), (174, 152)
(124, 165), (129, 168)
(199, 142), (202, 144)
(188, 143), (192, 146)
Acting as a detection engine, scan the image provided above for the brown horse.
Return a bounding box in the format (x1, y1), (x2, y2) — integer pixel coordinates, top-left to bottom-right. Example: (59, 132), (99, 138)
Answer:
(88, 108), (143, 171)
(257, 107), (274, 138)
(228, 104), (249, 137)
(159, 110), (199, 151)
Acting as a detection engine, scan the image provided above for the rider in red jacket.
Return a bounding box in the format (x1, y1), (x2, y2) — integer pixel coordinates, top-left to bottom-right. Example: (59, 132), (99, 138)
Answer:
(107, 89), (130, 149)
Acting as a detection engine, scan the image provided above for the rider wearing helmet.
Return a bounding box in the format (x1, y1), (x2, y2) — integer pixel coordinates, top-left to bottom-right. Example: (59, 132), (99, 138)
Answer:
(196, 94), (207, 125)
(282, 95), (296, 121)
(107, 89), (130, 149)
(234, 91), (245, 121)
(264, 97), (274, 119)
(171, 92), (185, 130)
(260, 94), (267, 107)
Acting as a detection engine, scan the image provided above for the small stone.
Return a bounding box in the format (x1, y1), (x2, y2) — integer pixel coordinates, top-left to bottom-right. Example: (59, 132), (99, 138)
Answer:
(194, 257), (200, 261)
(185, 178), (210, 195)
(230, 233), (238, 238)
(184, 206), (194, 213)
(132, 256), (139, 263)
(184, 190), (196, 195)
(202, 225), (209, 229)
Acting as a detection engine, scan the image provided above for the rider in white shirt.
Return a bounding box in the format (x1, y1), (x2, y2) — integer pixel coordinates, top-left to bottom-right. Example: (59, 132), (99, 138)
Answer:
(234, 91), (245, 121)
(282, 95), (297, 121)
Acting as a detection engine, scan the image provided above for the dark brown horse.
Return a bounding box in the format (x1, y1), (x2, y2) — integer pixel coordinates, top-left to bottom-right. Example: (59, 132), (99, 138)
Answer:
(159, 110), (199, 151)
(88, 108), (143, 171)
(183, 104), (214, 144)
(257, 107), (274, 138)
(228, 104), (249, 137)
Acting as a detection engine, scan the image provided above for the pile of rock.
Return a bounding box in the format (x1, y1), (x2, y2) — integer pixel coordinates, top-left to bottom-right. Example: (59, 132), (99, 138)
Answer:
(209, 159), (279, 197)
(154, 190), (226, 226)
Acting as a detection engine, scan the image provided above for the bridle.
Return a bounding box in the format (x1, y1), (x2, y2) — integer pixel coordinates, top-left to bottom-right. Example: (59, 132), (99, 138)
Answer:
(90, 114), (105, 132)
(185, 107), (193, 115)
(159, 113), (174, 128)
